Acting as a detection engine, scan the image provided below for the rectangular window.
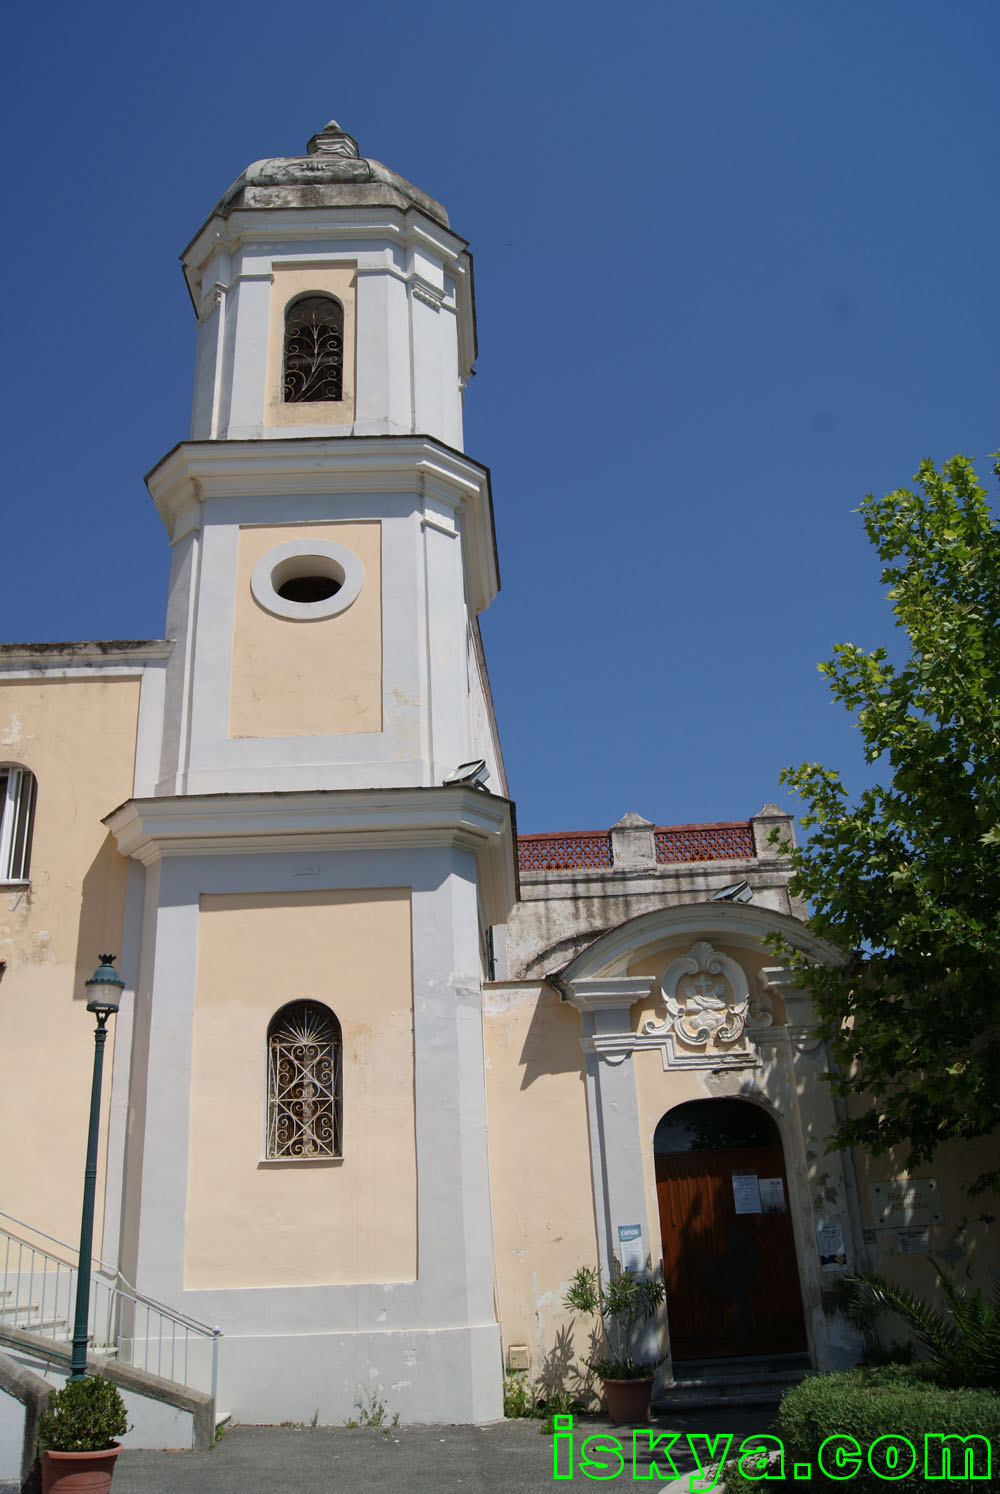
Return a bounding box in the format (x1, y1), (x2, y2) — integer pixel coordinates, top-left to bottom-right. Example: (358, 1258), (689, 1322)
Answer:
(0, 767), (37, 883)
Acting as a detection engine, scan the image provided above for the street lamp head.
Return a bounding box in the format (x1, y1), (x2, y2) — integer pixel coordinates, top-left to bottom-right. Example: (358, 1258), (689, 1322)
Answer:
(85, 954), (125, 1015)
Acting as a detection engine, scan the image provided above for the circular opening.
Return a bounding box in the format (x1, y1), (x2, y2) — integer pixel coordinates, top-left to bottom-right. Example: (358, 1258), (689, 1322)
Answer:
(275, 574), (343, 604)
(269, 554), (347, 610)
(250, 540), (363, 621)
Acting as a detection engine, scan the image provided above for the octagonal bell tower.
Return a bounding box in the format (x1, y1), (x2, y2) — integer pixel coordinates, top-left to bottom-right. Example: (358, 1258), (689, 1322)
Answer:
(107, 123), (514, 1428)
(184, 120), (475, 446)
(144, 120), (502, 801)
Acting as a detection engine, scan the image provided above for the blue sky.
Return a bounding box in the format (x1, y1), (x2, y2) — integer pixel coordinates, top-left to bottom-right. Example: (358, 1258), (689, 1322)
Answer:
(3, 1), (996, 834)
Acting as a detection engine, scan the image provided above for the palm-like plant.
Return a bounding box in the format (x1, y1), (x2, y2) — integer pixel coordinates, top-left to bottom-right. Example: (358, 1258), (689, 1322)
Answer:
(844, 1262), (1000, 1388)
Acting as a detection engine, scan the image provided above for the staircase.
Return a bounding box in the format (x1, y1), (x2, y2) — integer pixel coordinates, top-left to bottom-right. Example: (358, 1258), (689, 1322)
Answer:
(0, 1293), (68, 1338)
(0, 1214), (220, 1452)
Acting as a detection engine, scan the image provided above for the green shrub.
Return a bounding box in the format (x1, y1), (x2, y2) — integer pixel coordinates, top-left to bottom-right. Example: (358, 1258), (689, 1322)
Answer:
(724, 1368), (1000, 1492)
(37, 1376), (130, 1453)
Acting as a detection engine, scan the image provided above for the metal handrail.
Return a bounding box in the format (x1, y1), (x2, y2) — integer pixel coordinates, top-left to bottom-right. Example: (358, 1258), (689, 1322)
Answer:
(0, 1211), (216, 1334)
(0, 1221), (220, 1399)
(0, 1210), (119, 1275)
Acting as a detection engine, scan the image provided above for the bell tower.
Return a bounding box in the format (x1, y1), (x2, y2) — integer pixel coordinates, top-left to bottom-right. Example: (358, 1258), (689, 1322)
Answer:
(107, 123), (515, 1426)
(145, 120), (501, 799)
(183, 119), (474, 446)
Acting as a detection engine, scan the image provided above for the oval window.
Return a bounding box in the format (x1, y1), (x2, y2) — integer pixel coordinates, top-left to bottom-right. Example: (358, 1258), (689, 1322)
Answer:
(250, 540), (363, 621)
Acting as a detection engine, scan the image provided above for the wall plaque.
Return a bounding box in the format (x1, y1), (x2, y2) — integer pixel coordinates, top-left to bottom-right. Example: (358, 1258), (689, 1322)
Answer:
(871, 1178), (943, 1228)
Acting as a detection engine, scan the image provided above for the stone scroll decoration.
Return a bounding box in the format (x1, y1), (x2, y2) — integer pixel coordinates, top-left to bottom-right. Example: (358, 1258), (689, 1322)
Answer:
(640, 941), (773, 1069)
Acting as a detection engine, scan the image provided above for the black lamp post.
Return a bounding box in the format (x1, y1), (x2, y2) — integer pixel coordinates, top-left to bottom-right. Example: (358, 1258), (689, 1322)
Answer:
(69, 955), (125, 1380)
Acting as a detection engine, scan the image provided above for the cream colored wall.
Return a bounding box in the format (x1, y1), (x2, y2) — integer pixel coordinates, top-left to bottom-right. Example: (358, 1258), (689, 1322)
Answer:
(228, 521), (382, 739)
(265, 262), (357, 428)
(483, 982), (598, 1376)
(0, 677), (140, 1250)
(186, 888), (415, 1289)
(851, 1126), (998, 1303)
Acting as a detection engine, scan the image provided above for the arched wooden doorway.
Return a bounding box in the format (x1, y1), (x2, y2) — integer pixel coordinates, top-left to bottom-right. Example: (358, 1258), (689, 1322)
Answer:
(654, 1098), (807, 1360)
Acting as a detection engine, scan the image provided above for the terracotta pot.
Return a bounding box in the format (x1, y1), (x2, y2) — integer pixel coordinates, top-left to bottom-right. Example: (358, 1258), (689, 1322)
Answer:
(41, 1443), (121, 1493)
(602, 1376), (654, 1425)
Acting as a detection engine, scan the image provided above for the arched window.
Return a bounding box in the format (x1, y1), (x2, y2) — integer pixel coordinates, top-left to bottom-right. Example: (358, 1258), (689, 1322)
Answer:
(267, 1001), (342, 1158)
(282, 295), (344, 403)
(0, 765), (37, 883)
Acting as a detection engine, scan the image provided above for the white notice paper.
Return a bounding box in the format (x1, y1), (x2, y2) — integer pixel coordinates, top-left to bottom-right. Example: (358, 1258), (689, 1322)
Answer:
(817, 1221), (847, 1270)
(732, 1173), (761, 1214)
(759, 1177), (786, 1214)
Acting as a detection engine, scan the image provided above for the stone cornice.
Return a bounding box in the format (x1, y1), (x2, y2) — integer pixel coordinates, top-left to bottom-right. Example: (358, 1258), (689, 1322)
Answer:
(557, 976), (654, 1013)
(183, 199), (467, 283)
(104, 785), (517, 926)
(145, 436), (498, 616)
(0, 640), (173, 672)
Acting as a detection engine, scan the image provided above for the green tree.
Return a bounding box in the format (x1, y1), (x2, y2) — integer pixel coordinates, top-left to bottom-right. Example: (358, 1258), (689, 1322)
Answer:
(772, 454), (1000, 1193)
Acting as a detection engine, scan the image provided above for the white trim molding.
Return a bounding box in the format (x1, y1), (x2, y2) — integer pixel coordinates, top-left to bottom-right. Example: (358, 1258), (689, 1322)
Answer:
(104, 785), (517, 926)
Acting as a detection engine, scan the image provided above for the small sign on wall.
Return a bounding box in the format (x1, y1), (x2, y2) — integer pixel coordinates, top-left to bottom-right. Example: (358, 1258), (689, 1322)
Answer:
(871, 1178), (943, 1228)
(617, 1224), (644, 1272)
(898, 1228), (931, 1255)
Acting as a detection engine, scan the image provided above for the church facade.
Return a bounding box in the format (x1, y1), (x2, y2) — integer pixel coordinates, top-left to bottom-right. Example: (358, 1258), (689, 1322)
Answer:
(0, 123), (992, 1443)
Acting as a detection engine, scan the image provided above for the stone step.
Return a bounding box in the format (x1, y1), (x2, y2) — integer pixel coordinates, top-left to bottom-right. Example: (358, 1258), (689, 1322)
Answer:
(0, 1303), (67, 1327)
(656, 1354), (810, 1411)
(656, 1381), (804, 1412)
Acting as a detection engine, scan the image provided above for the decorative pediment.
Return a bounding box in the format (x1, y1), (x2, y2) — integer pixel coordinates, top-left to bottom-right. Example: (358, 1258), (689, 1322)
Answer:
(642, 940), (773, 1069)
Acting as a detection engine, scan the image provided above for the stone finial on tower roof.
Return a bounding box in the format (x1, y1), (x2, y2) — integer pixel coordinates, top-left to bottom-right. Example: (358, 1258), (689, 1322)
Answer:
(306, 120), (360, 159)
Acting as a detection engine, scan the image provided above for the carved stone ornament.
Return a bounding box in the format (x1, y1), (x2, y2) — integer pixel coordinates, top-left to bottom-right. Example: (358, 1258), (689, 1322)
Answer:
(306, 120), (361, 159)
(642, 940), (773, 1069)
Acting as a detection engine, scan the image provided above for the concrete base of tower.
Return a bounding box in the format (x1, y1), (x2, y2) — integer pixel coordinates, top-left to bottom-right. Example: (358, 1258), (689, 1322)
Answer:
(213, 1322), (504, 1427)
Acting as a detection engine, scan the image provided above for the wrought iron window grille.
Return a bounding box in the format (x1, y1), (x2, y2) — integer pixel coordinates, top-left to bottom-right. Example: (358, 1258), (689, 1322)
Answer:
(266, 1001), (342, 1159)
(282, 296), (344, 403)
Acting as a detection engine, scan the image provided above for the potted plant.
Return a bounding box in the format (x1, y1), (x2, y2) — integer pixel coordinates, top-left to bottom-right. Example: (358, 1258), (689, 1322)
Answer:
(37, 1375), (130, 1493)
(564, 1264), (666, 1424)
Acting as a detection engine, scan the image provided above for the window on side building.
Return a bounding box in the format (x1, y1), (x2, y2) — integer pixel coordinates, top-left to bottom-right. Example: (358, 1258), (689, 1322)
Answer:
(0, 765), (37, 884)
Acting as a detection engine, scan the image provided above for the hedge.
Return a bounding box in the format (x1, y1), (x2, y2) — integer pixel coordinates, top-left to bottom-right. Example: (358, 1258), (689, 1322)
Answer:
(723, 1367), (1000, 1491)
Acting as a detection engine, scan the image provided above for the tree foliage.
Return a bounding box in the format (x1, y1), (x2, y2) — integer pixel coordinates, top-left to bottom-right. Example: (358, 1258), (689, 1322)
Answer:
(772, 454), (1000, 1192)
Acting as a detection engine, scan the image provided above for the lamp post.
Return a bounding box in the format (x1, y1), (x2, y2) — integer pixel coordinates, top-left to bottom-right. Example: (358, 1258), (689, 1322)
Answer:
(69, 955), (125, 1380)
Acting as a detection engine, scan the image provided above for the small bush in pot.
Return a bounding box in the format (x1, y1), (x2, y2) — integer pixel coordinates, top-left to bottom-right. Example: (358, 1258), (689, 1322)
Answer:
(563, 1264), (665, 1422)
(37, 1377), (130, 1493)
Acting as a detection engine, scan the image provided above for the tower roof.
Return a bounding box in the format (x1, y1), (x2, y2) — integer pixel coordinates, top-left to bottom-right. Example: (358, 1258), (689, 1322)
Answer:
(207, 120), (450, 230)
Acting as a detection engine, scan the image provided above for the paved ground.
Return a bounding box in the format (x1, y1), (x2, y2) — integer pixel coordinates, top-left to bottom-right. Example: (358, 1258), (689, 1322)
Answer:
(103, 1406), (777, 1494)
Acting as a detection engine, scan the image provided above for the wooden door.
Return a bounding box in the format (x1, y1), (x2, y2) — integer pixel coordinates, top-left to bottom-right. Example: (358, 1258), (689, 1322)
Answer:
(656, 1143), (807, 1359)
